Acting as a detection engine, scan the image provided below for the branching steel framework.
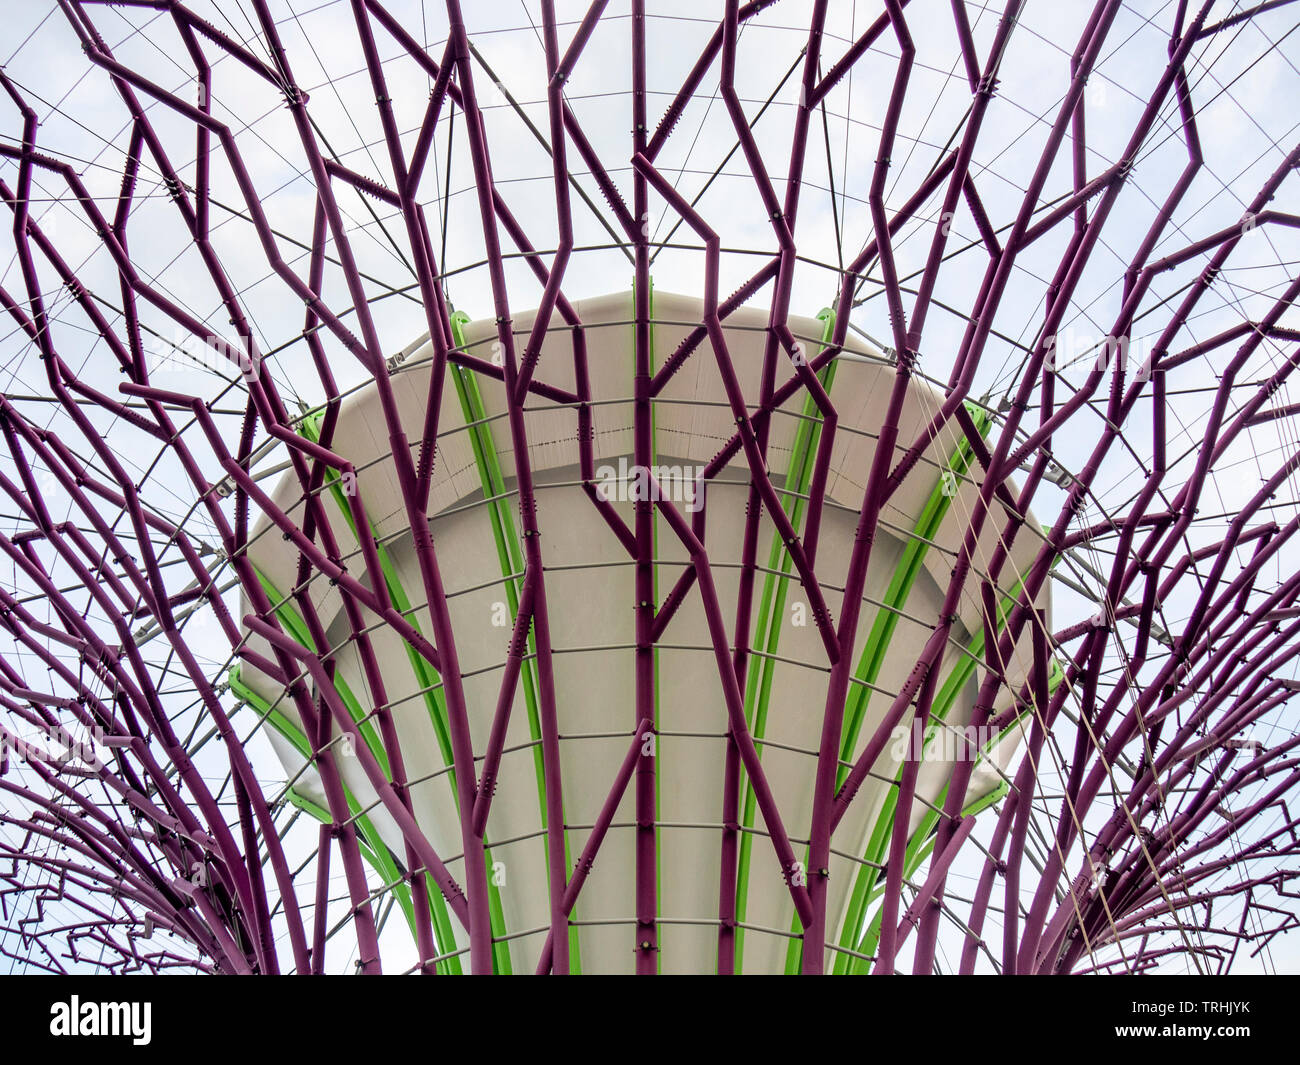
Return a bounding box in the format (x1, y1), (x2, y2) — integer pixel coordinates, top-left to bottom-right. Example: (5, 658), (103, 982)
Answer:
(0, 0), (1299, 975)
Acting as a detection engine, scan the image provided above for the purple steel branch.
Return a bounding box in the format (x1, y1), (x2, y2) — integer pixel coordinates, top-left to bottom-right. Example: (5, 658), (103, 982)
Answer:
(0, 0), (1296, 976)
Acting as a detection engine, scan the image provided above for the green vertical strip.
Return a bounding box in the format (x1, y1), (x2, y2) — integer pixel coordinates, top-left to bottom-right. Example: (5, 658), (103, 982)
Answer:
(819, 407), (994, 972)
(229, 666), (459, 972)
(248, 568), (390, 781)
(448, 312), (582, 973)
(297, 412), (512, 973)
(831, 570), (1018, 973)
(732, 309), (838, 972)
(775, 401), (994, 973)
(841, 659), (1063, 973)
(835, 405), (994, 785)
(299, 415), (456, 771)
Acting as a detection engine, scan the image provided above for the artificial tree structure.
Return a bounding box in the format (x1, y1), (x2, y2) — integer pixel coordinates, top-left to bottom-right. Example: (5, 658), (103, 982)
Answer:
(1, 0), (1298, 974)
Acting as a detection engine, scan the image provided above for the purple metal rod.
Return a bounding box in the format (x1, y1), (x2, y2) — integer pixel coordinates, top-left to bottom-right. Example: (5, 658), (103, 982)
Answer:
(2, 0), (1298, 977)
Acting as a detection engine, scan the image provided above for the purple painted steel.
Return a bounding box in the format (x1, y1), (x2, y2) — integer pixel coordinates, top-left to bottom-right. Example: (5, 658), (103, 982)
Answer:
(0, 0), (1297, 976)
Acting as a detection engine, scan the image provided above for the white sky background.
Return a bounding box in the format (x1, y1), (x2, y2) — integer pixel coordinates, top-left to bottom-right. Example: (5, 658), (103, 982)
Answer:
(0, 0), (1297, 974)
